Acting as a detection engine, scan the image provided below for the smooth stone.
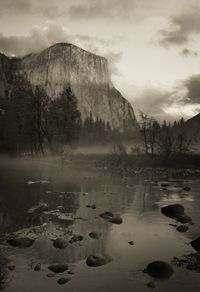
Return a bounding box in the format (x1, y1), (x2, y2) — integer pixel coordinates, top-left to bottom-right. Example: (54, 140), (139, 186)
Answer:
(191, 237), (200, 252)
(89, 232), (102, 239)
(86, 254), (112, 267)
(7, 238), (34, 248)
(147, 281), (156, 289)
(183, 186), (191, 192)
(161, 204), (184, 219)
(46, 273), (55, 278)
(57, 278), (71, 285)
(176, 225), (189, 232)
(99, 212), (114, 220)
(53, 238), (68, 249)
(8, 265), (15, 271)
(109, 216), (123, 224)
(48, 264), (68, 273)
(178, 215), (192, 224)
(146, 261), (174, 279)
(69, 235), (84, 243)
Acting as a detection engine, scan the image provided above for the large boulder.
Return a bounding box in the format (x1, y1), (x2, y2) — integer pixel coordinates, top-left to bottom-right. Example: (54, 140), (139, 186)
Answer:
(191, 237), (200, 252)
(146, 261), (174, 279)
(161, 204), (184, 219)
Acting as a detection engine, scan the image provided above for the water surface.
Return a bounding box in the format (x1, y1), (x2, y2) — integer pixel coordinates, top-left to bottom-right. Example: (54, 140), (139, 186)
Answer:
(0, 158), (200, 292)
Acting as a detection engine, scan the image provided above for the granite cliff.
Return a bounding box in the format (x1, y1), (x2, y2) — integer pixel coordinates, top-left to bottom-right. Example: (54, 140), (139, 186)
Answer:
(0, 43), (137, 131)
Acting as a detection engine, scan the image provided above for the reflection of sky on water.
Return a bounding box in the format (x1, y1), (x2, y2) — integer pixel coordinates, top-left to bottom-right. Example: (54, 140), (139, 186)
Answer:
(0, 159), (200, 292)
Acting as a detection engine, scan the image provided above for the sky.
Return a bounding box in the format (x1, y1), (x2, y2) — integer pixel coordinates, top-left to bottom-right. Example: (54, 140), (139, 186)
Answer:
(0, 0), (200, 122)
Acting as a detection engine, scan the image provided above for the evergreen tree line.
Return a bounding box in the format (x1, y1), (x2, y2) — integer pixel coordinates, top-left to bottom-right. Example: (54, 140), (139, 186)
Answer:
(0, 77), (81, 155)
(80, 112), (133, 145)
(139, 112), (192, 157)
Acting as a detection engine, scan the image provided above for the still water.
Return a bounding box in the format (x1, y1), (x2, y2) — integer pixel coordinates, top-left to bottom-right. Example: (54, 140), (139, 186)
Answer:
(0, 158), (200, 292)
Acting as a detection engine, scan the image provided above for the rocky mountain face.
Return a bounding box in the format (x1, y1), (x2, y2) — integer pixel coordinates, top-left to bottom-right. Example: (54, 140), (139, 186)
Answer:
(0, 43), (138, 131)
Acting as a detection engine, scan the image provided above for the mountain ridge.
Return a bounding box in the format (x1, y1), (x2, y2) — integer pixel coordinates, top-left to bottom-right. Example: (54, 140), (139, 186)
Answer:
(0, 43), (138, 131)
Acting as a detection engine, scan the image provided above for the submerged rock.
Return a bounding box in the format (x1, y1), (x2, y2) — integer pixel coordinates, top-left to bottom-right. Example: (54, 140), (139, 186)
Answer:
(46, 273), (55, 278)
(53, 238), (68, 249)
(191, 237), (200, 252)
(57, 278), (71, 285)
(89, 232), (102, 239)
(7, 238), (34, 248)
(34, 263), (41, 271)
(128, 241), (134, 245)
(176, 225), (189, 232)
(146, 281), (156, 289)
(146, 261), (174, 279)
(8, 265), (15, 271)
(161, 204), (184, 219)
(86, 254), (112, 267)
(48, 264), (68, 273)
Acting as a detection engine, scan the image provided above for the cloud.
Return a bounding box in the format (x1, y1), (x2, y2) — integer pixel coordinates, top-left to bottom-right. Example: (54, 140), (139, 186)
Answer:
(0, 21), (123, 77)
(132, 73), (200, 122)
(184, 74), (200, 103)
(0, 21), (69, 56)
(180, 48), (198, 57)
(68, 0), (133, 19)
(0, 0), (33, 13)
(159, 7), (200, 46)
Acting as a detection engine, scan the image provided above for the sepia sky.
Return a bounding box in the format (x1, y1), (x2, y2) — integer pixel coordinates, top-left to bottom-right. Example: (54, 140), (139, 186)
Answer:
(1, 0), (200, 121)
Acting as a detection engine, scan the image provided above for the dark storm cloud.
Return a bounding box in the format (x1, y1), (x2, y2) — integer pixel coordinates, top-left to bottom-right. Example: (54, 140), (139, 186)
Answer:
(68, 0), (133, 19)
(184, 74), (200, 103)
(159, 7), (200, 46)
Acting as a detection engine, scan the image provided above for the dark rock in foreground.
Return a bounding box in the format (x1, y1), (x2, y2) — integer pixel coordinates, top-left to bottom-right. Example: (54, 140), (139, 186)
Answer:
(99, 211), (114, 220)
(89, 232), (102, 239)
(7, 238), (34, 248)
(183, 186), (191, 192)
(128, 241), (134, 245)
(146, 261), (174, 279)
(178, 215), (192, 224)
(0, 255), (10, 290)
(176, 225), (189, 232)
(99, 211), (122, 224)
(57, 278), (71, 285)
(53, 238), (68, 249)
(191, 237), (200, 252)
(69, 235), (84, 244)
(34, 263), (41, 271)
(86, 254), (112, 267)
(48, 264), (68, 273)
(161, 204), (184, 219)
